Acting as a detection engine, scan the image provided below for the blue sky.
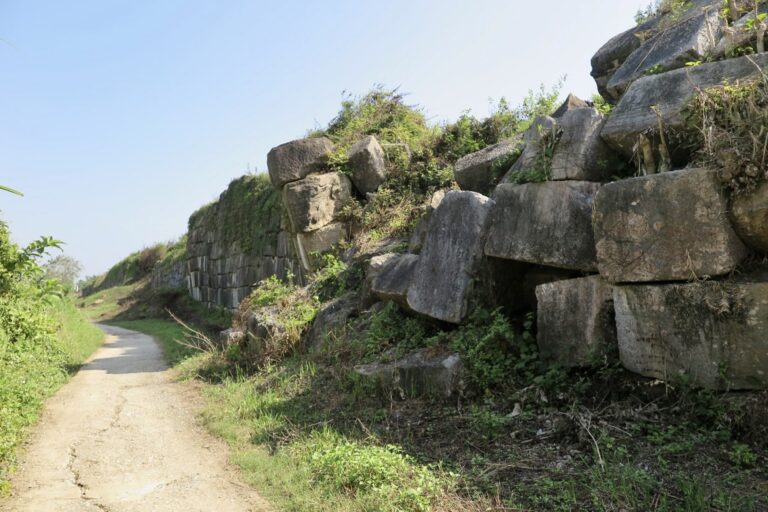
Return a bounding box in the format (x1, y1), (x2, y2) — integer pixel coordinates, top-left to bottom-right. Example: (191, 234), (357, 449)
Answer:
(0, 0), (643, 277)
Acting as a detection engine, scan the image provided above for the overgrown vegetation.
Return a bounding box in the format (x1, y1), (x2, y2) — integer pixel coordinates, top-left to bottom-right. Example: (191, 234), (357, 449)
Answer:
(684, 75), (768, 192)
(0, 221), (104, 493)
(635, 0), (693, 26)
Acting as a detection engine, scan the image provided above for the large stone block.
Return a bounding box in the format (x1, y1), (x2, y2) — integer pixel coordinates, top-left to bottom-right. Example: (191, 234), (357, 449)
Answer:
(485, 182), (601, 271)
(607, 8), (723, 99)
(354, 350), (463, 399)
(454, 138), (522, 195)
(593, 168), (747, 283)
(535, 276), (616, 367)
(730, 181), (768, 254)
(282, 173), (352, 233)
(601, 53), (768, 157)
(407, 191), (494, 324)
(551, 108), (617, 182)
(503, 116), (558, 181)
(591, 19), (661, 100)
(348, 135), (388, 195)
(371, 254), (419, 308)
(267, 137), (334, 188)
(614, 278), (768, 390)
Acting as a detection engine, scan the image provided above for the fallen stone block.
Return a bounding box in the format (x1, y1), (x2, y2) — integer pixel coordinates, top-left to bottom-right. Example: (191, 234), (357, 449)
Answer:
(348, 135), (388, 195)
(485, 181), (601, 271)
(354, 349), (463, 399)
(614, 278), (768, 390)
(535, 276), (617, 367)
(267, 137), (335, 189)
(454, 138), (522, 195)
(282, 173), (352, 233)
(730, 181), (768, 254)
(601, 53), (768, 157)
(551, 107), (617, 182)
(407, 191), (494, 324)
(593, 168), (747, 283)
(371, 254), (419, 308)
(217, 328), (245, 349)
(306, 293), (359, 349)
(607, 8), (723, 99)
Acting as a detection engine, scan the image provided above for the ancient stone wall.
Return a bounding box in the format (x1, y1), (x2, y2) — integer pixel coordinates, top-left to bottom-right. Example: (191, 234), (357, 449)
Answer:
(185, 174), (302, 309)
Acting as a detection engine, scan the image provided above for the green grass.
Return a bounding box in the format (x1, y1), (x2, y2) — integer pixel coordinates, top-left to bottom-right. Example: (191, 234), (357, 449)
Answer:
(0, 298), (104, 493)
(78, 282), (142, 321)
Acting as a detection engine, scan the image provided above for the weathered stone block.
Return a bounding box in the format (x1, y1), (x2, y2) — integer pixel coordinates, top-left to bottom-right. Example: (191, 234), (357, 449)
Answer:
(593, 168), (747, 282)
(307, 293), (359, 349)
(607, 8), (723, 99)
(348, 135), (387, 195)
(267, 137), (334, 188)
(296, 222), (346, 269)
(454, 138), (522, 195)
(282, 173), (352, 233)
(407, 191), (494, 324)
(536, 276), (616, 367)
(730, 181), (768, 254)
(601, 53), (768, 157)
(614, 279), (768, 390)
(485, 182), (601, 271)
(354, 350), (463, 399)
(551, 108), (617, 182)
(551, 93), (590, 118)
(371, 254), (419, 308)
(503, 116), (558, 181)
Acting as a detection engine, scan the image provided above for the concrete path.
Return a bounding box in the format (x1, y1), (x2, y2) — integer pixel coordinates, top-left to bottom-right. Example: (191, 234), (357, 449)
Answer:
(2, 325), (270, 512)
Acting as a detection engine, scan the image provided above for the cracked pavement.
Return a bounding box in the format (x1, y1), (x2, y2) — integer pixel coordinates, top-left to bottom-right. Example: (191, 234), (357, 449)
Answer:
(2, 325), (270, 512)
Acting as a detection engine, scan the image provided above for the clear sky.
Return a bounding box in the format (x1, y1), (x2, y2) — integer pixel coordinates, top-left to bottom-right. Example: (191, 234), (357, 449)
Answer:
(0, 0), (643, 277)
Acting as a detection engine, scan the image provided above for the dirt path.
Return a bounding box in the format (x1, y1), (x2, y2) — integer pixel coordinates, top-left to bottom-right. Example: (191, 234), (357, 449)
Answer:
(2, 325), (270, 512)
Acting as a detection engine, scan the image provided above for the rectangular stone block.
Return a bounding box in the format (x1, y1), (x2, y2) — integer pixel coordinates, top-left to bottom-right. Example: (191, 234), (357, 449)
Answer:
(536, 276), (617, 367)
(485, 181), (601, 271)
(371, 254), (419, 309)
(593, 168), (747, 283)
(614, 279), (768, 390)
(408, 191), (494, 324)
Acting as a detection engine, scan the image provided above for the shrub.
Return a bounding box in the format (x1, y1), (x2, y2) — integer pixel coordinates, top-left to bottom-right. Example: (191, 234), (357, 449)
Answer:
(683, 78), (768, 193)
(137, 245), (166, 273)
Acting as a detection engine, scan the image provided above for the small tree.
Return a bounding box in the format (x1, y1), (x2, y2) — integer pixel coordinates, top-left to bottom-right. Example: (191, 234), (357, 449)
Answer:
(43, 255), (83, 291)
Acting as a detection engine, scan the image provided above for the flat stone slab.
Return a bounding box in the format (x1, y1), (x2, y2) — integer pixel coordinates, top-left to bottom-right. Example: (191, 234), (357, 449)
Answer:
(606, 7), (723, 99)
(485, 181), (601, 271)
(267, 137), (335, 188)
(614, 278), (768, 390)
(454, 138), (522, 195)
(354, 349), (463, 399)
(536, 276), (617, 367)
(407, 191), (494, 324)
(601, 53), (768, 157)
(593, 168), (747, 283)
(282, 172), (352, 233)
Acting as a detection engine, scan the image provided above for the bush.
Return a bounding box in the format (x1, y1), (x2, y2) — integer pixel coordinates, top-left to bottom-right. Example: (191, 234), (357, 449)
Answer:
(137, 245), (166, 273)
(684, 78), (768, 193)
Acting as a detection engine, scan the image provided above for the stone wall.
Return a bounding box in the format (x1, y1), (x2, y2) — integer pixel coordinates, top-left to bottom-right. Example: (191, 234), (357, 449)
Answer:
(185, 175), (302, 309)
(150, 260), (187, 290)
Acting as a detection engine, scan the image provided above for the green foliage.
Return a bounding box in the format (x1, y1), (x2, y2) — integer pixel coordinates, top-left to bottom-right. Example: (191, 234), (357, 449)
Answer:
(188, 174), (281, 255)
(592, 94), (614, 115)
(294, 429), (449, 511)
(363, 302), (438, 357)
(310, 254), (356, 301)
(683, 78), (768, 193)
(635, 0), (692, 25)
(250, 275), (294, 308)
(0, 185), (23, 196)
(0, 219), (104, 489)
